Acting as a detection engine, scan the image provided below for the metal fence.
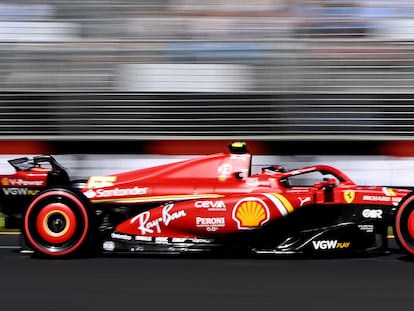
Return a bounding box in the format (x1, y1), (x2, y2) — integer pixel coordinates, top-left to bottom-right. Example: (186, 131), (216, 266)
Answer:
(1, 92), (414, 141)
(1, 1), (414, 140)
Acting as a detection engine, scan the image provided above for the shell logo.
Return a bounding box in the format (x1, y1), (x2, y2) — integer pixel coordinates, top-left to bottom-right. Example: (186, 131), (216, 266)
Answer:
(232, 198), (270, 229)
(1, 178), (9, 186)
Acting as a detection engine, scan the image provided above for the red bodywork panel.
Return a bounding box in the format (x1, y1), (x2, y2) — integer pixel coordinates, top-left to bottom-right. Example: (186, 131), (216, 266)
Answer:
(1, 169), (48, 188)
(80, 151), (411, 239)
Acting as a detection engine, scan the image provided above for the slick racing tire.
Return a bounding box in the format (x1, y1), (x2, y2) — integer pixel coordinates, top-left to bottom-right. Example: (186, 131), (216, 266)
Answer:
(23, 188), (93, 258)
(394, 194), (414, 256)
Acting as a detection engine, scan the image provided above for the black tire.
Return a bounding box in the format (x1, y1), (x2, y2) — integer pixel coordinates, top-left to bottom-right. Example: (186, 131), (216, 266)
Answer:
(394, 194), (414, 256)
(23, 187), (94, 258)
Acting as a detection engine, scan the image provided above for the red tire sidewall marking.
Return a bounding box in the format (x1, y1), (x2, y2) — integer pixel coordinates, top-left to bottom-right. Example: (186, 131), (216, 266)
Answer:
(24, 190), (89, 256)
(35, 203), (77, 244)
(395, 196), (414, 255)
(408, 212), (414, 240)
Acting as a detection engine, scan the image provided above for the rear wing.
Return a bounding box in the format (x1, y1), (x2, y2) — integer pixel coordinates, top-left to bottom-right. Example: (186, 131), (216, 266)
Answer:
(8, 157), (33, 171)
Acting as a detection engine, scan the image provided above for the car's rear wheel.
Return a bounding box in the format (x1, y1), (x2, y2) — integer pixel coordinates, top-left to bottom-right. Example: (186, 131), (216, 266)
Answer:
(394, 194), (414, 256)
(23, 188), (93, 257)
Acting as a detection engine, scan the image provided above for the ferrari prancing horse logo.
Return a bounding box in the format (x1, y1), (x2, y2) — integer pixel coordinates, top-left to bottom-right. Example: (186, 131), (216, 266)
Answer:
(343, 190), (355, 203)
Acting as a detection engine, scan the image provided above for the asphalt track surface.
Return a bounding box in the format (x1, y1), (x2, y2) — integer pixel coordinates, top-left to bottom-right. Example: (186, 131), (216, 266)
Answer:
(1, 234), (414, 311)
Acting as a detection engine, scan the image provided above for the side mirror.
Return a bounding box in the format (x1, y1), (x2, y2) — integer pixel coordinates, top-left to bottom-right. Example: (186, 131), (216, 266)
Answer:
(314, 178), (337, 189)
(314, 181), (324, 189)
(325, 177), (337, 187)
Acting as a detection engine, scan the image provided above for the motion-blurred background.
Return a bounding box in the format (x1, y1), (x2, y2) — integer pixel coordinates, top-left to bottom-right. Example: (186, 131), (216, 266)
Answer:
(1, 0), (414, 184)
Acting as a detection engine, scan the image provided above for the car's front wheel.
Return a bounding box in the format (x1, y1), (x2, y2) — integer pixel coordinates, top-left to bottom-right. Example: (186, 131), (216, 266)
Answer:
(23, 188), (93, 258)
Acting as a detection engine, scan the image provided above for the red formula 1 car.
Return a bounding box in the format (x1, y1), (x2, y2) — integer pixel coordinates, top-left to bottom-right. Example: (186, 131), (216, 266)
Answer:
(2, 142), (414, 258)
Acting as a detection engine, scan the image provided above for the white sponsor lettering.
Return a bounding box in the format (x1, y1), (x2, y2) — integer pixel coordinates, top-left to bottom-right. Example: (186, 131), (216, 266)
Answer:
(313, 240), (337, 250)
(207, 227), (219, 232)
(363, 195), (402, 203)
(111, 232), (132, 241)
(196, 217), (225, 227)
(130, 204), (186, 235)
(7, 179), (43, 186)
(312, 240), (350, 250)
(95, 186), (148, 198)
(363, 195), (390, 202)
(358, 224), (374, 233)
(2, 188), (40, 196)
(362, 209), (383, 219)
(83, 189), (96, 198)
(195, 200), (226, 210)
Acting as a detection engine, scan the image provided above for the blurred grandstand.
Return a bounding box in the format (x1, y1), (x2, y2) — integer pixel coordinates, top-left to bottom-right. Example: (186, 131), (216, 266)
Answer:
(0, 0), (414, 142)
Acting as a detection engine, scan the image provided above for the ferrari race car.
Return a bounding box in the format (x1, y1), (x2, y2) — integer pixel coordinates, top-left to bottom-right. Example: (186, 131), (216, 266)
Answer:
(1, 142), (414, 258)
